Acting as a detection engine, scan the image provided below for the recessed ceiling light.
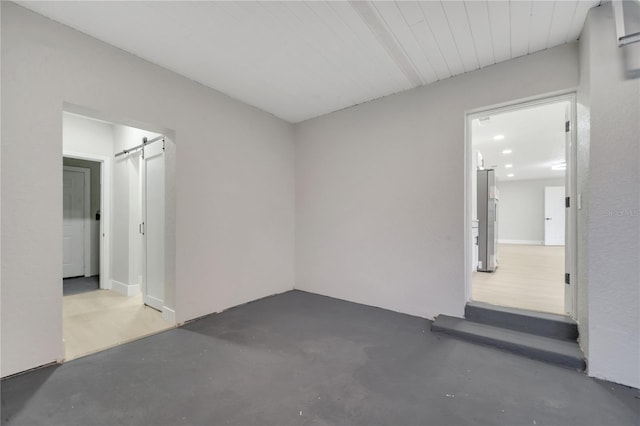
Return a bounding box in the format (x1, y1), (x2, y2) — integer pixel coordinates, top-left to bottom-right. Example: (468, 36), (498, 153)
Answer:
(502, 149), (512, 154)
(507, 173), (515, 177)
(493, 134), (505, 140)
(505, 164), (513, 168)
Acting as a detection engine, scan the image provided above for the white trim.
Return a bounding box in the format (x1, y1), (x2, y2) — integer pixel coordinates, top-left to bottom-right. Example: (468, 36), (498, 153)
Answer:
(162, 306), (176, 325)
(464, 102), (473, 303)
(465, 90), (577, 117)
(111, 280), (140, 297)
(62, 165), (91, 278)
(145, 295), (164, 312)
(464, 92), (578, 317)
(565, 97), (578, 317)
(63, 151), (111, 291)
(498, 239), (544, 245)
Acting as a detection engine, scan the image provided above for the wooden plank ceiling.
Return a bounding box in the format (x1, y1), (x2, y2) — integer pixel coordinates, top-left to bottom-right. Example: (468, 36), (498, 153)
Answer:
(19, 1), (601, 122)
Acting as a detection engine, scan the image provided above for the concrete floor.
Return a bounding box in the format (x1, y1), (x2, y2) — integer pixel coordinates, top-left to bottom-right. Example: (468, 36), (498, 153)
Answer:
(2, 291), (638, 425)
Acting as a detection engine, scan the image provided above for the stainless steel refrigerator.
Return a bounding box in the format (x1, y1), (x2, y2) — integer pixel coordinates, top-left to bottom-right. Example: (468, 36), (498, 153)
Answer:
(477, 169), (498, 272)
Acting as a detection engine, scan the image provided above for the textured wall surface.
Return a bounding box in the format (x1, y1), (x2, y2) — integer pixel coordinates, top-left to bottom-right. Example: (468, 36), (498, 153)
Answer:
(579, 4), (640, 389)
(1, 3), (295, 377)
(295, 44), (579, 319)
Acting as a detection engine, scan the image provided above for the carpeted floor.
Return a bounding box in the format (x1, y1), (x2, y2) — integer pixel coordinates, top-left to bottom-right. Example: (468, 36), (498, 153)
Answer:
(2, 290), (638, 425)
(62, 275), (100, 296)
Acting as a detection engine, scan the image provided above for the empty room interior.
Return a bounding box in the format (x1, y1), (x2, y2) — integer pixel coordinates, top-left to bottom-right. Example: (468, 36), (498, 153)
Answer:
(1, 1), (639, 425)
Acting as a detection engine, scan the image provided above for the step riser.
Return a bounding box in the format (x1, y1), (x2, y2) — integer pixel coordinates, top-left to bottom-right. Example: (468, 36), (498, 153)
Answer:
(432, 323), (585, 371)
(465, 304), (578, 341)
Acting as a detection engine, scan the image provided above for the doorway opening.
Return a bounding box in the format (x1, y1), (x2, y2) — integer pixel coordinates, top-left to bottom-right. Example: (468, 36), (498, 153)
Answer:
(62, 111), (176, 361)
(466, 95), (576, 316)
(63, 159), (101, 295)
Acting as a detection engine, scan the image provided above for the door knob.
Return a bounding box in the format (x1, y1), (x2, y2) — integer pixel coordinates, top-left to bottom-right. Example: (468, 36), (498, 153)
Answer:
(545, 217), (552, 220)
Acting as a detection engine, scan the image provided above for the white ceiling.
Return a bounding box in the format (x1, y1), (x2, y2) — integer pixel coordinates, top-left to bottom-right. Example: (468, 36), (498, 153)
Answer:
(472, 101), (569, 182)
(18, 1), (599, 123)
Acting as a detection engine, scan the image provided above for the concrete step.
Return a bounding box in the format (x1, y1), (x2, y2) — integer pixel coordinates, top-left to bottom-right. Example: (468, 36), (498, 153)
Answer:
(465, 302), (578, 341)
(431, 315), (585, 370)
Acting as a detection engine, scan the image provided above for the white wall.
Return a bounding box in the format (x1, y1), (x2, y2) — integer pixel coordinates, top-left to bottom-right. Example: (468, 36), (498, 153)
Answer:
(111, 130), (130, 287)
(497, 178), (565, 244)
(578, 3), (640, 389)
(1, 3), (295, 377)
(63, 112), (114, 157)
(295, 44), (579, 319)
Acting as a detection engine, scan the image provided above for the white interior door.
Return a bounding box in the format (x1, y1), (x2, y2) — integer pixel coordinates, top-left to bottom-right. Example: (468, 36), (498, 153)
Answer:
(142, 141), (165, 311)
(63, 167), (88, 278)
(544, 186), (566, 246)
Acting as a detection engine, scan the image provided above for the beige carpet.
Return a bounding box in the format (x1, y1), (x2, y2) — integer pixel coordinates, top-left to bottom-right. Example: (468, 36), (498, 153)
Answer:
(472, 244), (565, 314)
(63, 290), (173, 360)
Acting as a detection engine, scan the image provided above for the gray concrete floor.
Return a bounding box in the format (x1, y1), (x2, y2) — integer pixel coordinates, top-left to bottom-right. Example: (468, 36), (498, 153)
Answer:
(2, 290), (638, 425)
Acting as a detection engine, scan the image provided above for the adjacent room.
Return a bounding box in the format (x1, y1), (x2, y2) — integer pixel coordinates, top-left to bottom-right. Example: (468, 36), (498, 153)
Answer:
(470, 99), (570, 315)
(61, 112), (175, 360)
(2, 1), (639, 425)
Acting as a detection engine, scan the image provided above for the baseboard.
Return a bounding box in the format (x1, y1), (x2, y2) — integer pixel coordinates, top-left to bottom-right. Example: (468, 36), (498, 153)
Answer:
(162, 306), (176, 324)
(498, 239), (543, 245)
(111, 280), (140, 297)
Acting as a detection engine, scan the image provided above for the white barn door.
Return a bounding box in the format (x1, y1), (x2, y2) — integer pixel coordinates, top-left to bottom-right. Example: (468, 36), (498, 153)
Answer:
(142, 142), (165, 311)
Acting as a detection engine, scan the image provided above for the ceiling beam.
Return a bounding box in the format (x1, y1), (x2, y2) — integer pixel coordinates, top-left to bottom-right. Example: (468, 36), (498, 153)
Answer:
(349, 1), (424, 87)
